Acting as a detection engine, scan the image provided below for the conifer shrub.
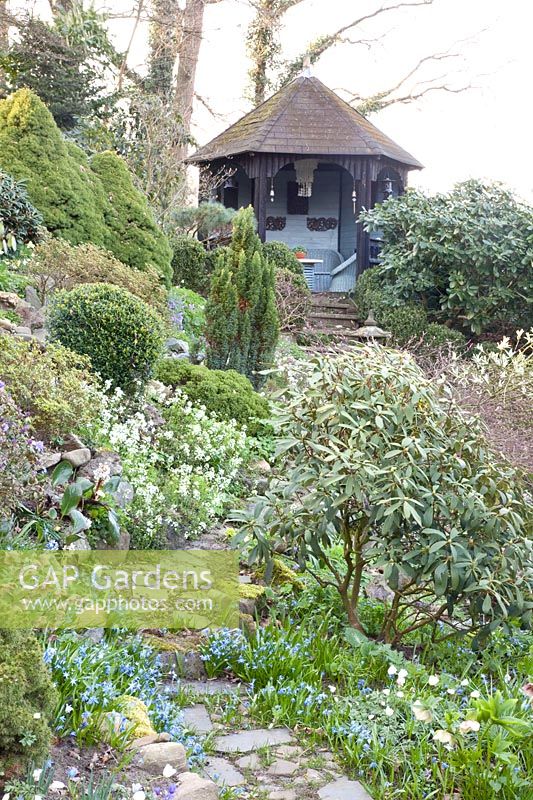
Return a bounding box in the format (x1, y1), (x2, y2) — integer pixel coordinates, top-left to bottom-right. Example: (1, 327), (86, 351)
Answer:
(0, 629), (57, 779)
(90, 151), (173, 286)
(170, 234), (208, 293)
(0, 89), (109, 247)
(47, 283), (165, 390)
(28, 237), (167, 313)
(155, 358), (269, 434)
(0, 90), (172, 282)
(205, 207), (279, 388)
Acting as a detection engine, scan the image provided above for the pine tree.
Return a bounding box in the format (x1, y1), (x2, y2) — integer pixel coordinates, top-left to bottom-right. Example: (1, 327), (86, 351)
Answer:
(205, 206), (279, 386)
(205, 264), (238, 370)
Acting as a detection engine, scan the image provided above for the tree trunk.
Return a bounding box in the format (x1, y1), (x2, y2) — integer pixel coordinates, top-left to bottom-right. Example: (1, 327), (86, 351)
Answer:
(147, 0), (182, 97)
(173, 0), (205, 151)
(0, 0), (8, 93)
(49, 0), (74, 15)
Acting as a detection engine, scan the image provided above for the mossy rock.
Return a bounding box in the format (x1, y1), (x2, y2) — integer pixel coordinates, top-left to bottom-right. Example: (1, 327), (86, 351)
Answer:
(238, 583), (266, 600)
(115, 695), (156, 738)
(256, 557), (304, 591)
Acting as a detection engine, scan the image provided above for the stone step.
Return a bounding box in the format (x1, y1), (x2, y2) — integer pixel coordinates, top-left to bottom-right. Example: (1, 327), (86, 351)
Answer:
(305, 326), (363, 340)
(308, 312), (359, 324)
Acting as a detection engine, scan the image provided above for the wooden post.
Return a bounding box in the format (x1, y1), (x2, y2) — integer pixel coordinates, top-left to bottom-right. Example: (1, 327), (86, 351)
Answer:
(253, 164), (268, 241)
(356, 159), (373, 277)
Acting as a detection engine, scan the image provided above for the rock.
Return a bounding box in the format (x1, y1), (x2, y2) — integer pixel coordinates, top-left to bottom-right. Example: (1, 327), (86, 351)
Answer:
(81, 628), (105, 644)
(215, 728), (293, 754)
(170, 352), (191, 361)
(236, 754), (261, 770)
(25, 285), (43, 310)
(204, 757), (246, 786)
(305, 768), (323, 782)
(268, 792), (297, 800)
(0, 317), (15, 331)
(66, 533), (91, 551)
(38, 452), (62, 471)
(318, 778), (374, 800)
(0, 291), (44, 330)
(144, 403), (165, 427)
(14, 325), (32, 337)
(167, 679), (244, 696)
(166, 338), (190, 355)
(239, 574), (252, 584)
(129, 732), (172, 750)
(62, 448), (92, 468)
(95, 529), (130, 551)
(182, 705), (213, 735)
(135, 741), (188, 775)
(266, 759), (299, 777)
(175, 773), (218, 800)
(32, 328), (47, 343)
(254, 459), (271, 474)
(275, 745), (303, 758)
(62, 433), (86, 451)
(79, 450), (122, 481)
(114, 479), (134, 508)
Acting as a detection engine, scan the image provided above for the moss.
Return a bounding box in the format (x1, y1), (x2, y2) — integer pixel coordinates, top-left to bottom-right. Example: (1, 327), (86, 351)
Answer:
(239, 582), (266, 600)
(256, 557), (304, 591)
(115, 695), (156, 738)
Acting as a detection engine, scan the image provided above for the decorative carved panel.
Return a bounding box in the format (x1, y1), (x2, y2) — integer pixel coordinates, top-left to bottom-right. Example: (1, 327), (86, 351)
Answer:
(266, 216), (287, 231)
(307, 217), (338, 231)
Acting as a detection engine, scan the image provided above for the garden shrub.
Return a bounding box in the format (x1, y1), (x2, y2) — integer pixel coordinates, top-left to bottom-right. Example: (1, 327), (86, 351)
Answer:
(0, 89), (109, 247)
(352, 266), (393, 322)
(170, 234), (208, 294)
(206, 207), (279, 388)
(380, 305), (467, 352)
(0, 629), (57, 778)
(90, 151), (173, 286)
(0, 90), (171, 281)
(0, 171), (42, 257)
(0, 382), (40, 517)
(361, 180), (533, 334)
(0, 333), (102, 438)
(155, 358), (269, 435)
(275, 267), (312, 332)
(168, 286), (206, 353)
(47, 283), (165, 391)
(28, 237), (167, 312)
(262, 240), (303, 274)
(235, 346), (532, 644)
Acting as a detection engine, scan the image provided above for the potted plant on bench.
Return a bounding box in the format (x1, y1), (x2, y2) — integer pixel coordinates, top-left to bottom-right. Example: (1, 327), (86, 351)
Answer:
(293, 246), (307, 260)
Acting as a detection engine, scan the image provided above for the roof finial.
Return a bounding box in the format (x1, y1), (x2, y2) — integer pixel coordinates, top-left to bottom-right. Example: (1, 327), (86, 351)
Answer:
(302, 55), (312, 77)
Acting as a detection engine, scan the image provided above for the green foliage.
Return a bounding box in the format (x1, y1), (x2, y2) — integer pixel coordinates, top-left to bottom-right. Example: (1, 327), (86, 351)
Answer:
(352, 267), (394, 321)
(28, 237), (167, 312)
(382, 305), (467, 351)
(170, 234), (209, 293)
(234, 346), (532, 644)
(90, 151), (172, 285)
(0, 383), (39, 518)
(168, 286), (206, 354)
(0, 18), (103, 130)
(47, 283), (165, 391)
(206, 207), (279, 388)
(0, 333), (102, 439)
(361, 181), (533, 334)
(262, 240), (303, 274)
(170, 202), (236, 238)
(0, 172), (42, 257)
(155, 359), (270, 435)
(0, 629), (57, 777)
(0, 91), (171, 280)
(0, 89), (109, 246)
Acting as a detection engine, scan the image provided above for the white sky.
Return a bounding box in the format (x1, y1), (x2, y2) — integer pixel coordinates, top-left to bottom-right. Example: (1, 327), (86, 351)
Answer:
(21, 0), (533, 200)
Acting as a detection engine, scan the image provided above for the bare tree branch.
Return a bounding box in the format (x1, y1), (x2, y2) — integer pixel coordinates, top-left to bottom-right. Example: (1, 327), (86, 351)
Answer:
(117, 0), (145, 90)
(281, 0), (435, 84)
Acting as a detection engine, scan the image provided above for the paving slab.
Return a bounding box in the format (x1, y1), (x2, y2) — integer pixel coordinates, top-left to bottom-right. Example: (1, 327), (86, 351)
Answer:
(215, 728), (293, 753)
(204, 757), (246, 787)
(267, 758), (300, 776)
(165, 679), (244, 696)
(236, 753), (262, 770)
(318, 777), (374, 800)
(182, 704), (213, 734)
(268, 791), (297, 800)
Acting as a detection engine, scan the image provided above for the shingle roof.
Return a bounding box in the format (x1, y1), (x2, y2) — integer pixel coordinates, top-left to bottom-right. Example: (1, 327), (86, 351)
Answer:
(188, 75), (422, 169)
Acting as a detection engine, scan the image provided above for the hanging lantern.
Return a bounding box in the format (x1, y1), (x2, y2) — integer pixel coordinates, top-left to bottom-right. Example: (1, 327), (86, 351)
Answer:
(383, 177), (393, 199)
(352, 183), (358, 216)
(270, 177), (275, 202)
(295, 159), (318, 197)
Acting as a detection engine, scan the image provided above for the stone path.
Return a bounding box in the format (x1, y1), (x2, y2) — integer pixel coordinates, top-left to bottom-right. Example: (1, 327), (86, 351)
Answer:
(177, 700), (374, 799)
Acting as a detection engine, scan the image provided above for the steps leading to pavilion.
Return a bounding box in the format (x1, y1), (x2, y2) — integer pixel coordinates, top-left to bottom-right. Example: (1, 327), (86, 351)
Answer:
(306, 292), (361, 338)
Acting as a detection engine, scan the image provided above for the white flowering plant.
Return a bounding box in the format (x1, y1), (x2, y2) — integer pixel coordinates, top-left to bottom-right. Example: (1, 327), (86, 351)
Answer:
(93, 381), (249, 547)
